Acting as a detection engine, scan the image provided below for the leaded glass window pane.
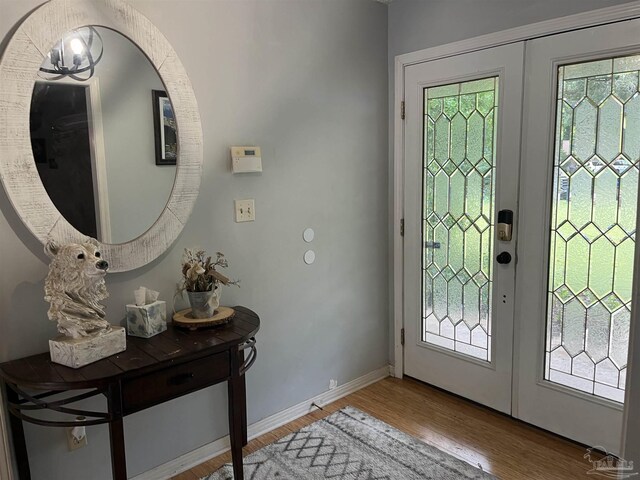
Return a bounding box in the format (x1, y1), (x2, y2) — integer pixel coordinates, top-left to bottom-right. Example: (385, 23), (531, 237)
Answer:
(422, 77), (498, 362)
(546, 55), (639, 403)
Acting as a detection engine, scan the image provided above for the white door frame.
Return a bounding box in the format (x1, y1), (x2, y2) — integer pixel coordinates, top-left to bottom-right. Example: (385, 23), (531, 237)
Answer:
(393, 0), (640, 379)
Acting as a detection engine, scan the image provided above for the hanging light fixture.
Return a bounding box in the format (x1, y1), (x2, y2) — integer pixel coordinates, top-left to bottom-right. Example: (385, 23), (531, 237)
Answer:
(39, 26), (104, 81)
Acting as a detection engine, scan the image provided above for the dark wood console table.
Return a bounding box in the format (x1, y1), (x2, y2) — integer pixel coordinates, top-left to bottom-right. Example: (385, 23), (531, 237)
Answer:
(0, 306), (260, 480)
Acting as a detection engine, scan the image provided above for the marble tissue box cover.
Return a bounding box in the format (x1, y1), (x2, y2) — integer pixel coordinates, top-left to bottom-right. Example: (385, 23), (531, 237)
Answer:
(126, 300), (167, 338)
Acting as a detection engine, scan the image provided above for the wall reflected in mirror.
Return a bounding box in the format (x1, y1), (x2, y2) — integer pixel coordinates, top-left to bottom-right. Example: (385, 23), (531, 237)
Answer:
(30, 27), (177, 244)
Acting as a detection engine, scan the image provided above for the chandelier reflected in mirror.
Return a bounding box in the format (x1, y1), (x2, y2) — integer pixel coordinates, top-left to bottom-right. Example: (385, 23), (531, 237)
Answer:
(38, 26), (104, 81)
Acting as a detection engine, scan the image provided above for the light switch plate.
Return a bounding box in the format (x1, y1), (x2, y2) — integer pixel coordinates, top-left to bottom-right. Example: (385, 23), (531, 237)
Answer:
(234, 199), (255, 222)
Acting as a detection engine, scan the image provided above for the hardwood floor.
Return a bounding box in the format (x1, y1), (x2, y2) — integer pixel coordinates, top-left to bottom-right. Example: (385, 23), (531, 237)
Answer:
(173, 376), (601, 479)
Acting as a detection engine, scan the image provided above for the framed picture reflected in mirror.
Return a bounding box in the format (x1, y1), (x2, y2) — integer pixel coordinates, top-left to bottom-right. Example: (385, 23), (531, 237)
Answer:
(152, 90), (177, 166)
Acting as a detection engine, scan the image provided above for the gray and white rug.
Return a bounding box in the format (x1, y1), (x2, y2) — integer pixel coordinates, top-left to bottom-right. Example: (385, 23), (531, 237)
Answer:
(203, 406), (495, 479)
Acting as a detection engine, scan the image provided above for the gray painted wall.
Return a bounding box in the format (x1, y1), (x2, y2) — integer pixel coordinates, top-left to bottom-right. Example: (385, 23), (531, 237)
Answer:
(387, 0), (639, 463)
(0, 1), (388, 478)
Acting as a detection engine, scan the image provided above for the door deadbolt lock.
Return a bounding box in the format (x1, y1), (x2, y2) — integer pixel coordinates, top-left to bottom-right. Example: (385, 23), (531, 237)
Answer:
(498, 209), (513, 242)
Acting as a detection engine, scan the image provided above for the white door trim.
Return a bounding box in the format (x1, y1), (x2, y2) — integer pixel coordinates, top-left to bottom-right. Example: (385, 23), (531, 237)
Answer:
(621, 147), (640, 460)
(84, 77), (112, 243)
(392, 56), (404, 378)
(392, 1), (640, 377)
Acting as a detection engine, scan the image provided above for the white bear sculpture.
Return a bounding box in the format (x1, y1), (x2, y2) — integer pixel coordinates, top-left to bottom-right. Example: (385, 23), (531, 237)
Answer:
(44, 239), (110, 338)
(44, 239), (126, 368)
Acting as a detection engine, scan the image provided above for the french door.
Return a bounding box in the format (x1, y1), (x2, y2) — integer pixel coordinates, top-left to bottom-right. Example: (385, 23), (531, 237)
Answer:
(403, 19), (640, 452)
(516, 19), (640, 453)
(403, 43), (524, 414)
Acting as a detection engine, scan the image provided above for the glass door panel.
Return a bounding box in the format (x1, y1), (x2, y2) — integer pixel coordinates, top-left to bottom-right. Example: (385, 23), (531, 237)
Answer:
(423, 77), (498, 362)
(546, 55), (639, 403)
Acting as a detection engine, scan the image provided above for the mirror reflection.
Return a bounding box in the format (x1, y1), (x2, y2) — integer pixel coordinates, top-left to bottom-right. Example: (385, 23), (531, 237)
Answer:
(30, 26), (176, 244)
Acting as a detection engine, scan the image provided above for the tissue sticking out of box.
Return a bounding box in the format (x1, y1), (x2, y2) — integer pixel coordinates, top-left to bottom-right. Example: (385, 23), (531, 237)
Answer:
(146, 288), (160, 303)
(134, 286), (160, 306)
(134, 288), (145, 306)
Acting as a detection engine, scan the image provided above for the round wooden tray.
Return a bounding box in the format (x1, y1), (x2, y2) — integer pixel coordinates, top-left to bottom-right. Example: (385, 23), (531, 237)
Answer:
(173, 306), (235, 330)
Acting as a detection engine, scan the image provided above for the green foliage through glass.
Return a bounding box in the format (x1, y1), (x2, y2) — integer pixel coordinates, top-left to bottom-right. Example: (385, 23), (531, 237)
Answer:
(546, 55), (639, 403)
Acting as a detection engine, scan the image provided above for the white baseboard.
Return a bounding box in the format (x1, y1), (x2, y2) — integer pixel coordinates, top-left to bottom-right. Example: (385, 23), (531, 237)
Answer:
(132, 365), (391, 480)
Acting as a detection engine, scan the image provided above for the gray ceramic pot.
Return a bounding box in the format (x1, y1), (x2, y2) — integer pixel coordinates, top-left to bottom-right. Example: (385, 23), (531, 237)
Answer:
(187, 288), (220, 318)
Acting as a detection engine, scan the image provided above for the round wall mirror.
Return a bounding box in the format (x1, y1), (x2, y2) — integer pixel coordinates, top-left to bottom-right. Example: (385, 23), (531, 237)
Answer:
(0, 0), (203, 272)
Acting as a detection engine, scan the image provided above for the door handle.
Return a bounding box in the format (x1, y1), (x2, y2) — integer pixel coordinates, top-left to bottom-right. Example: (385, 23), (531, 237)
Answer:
(496, 252), (512, 264)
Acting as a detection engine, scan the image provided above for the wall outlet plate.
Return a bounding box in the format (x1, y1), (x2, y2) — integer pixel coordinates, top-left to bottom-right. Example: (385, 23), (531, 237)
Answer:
(329, 379), (338, 390)
(66, 426), (87, 451)
(234, 199), (255, 223)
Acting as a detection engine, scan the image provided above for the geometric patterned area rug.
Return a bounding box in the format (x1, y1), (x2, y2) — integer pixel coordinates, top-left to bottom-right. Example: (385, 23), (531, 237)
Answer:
(202, 406), (495, 479)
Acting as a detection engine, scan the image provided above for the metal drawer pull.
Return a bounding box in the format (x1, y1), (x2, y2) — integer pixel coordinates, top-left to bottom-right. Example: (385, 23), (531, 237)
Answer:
(239, 337), (257, 375)
(168, 372), (195, 386)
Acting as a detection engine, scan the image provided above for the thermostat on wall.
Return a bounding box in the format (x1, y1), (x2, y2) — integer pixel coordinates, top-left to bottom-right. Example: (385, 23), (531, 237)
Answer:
(231, 146), (262, 173)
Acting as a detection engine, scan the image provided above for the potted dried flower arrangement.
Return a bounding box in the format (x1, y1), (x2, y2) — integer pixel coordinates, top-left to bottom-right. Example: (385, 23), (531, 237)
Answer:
(178, 248), (238, 318)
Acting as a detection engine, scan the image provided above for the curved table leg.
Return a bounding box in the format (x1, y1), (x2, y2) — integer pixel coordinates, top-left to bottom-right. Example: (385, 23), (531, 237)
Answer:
(4, 383), (30, 479)
(228, 349), (246, 480)
(107, 383), (127, 480)
(240, 372), (247, 446)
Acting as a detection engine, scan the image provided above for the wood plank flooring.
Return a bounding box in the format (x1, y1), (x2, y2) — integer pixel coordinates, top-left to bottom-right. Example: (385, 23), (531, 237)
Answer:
(172, 376), (601, 479)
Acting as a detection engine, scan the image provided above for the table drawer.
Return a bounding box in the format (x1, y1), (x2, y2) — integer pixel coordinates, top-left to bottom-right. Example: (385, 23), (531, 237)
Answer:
(122, 352), (230, 414)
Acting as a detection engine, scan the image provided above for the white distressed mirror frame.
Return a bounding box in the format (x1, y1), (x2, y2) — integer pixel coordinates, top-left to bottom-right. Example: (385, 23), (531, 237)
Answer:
(0, 0), (203, 272)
